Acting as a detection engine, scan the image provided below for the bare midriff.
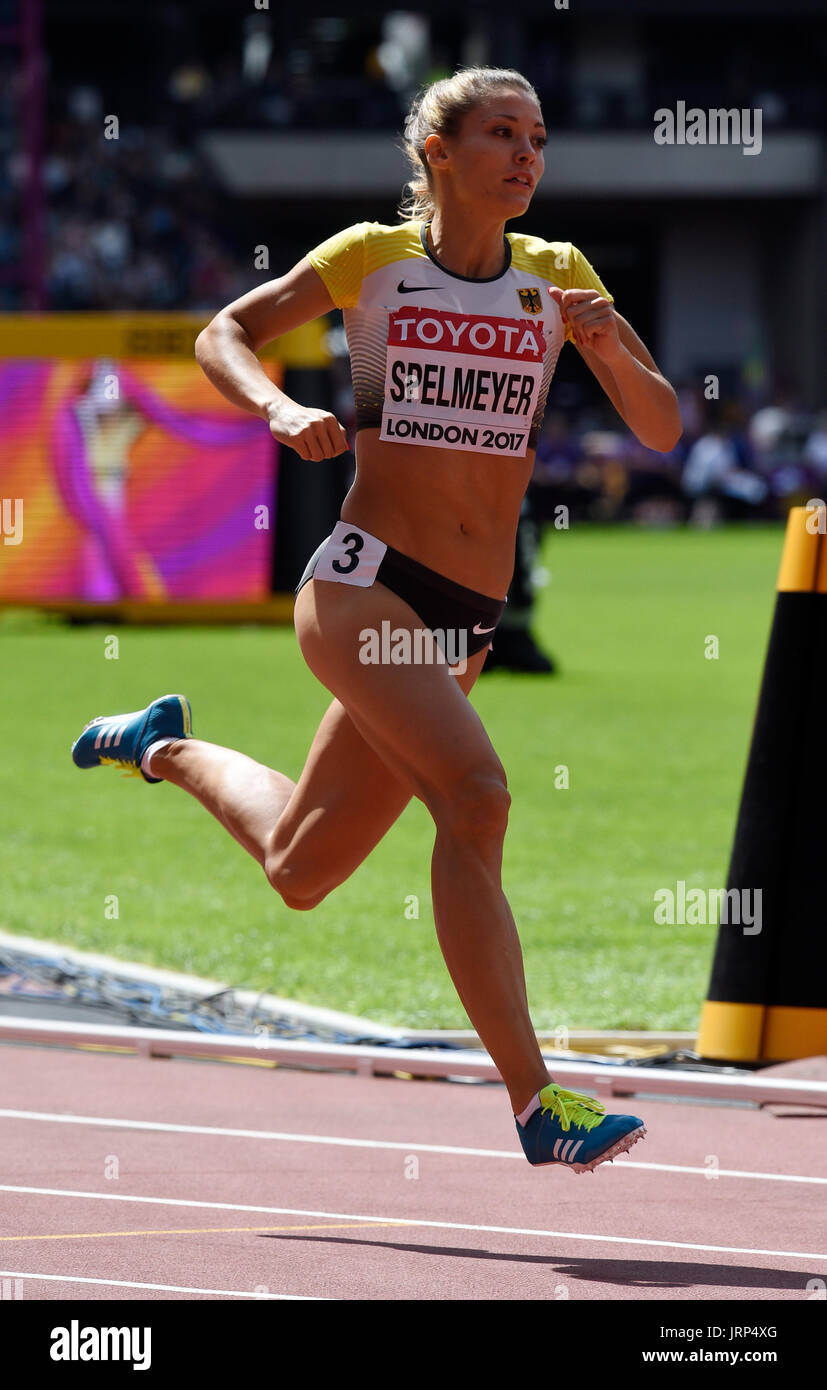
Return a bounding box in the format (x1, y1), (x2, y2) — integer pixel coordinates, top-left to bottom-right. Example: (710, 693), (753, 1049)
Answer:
(339, 427), (535, 600)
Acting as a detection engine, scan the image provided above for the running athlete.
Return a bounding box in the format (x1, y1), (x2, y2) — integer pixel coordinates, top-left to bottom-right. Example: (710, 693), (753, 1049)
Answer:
(72, 67), (681, 1173)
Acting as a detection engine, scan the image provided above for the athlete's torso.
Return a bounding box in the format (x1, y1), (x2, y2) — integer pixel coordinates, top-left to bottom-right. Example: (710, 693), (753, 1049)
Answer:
(343, 426), (532, 596)
(306, 219), (612, 595)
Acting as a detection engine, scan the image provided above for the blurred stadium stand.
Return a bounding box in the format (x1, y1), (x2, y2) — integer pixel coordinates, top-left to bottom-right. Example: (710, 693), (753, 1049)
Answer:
(1, 0), (825, 562)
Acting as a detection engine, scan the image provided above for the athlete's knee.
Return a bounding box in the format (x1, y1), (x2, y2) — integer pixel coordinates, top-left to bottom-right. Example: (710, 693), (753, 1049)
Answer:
(264, 849), (329, 911)
(430, 767), (511, 843)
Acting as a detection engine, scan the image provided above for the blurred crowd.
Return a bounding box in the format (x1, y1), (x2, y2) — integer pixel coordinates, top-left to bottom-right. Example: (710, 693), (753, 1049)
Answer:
(42, 88), (248, 313)
(116, 19), (826, 137)
(530, 392), (827, 527)
(0, 67), (252, 313)
(0, 2), (822, 311)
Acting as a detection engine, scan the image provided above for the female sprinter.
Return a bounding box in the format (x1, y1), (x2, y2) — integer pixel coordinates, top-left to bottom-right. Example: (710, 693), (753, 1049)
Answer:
(72, 67), (681, 1173)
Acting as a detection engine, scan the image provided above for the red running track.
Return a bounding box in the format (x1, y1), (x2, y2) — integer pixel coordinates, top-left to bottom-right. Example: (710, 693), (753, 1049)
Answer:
(1, 1043), (826, 1301)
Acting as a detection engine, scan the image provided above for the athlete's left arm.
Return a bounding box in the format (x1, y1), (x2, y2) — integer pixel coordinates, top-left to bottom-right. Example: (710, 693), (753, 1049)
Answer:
(550, 288), (682, 453)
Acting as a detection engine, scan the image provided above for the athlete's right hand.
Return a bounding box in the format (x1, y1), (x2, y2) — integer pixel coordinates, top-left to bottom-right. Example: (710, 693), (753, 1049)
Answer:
(266, 400), (350, 461)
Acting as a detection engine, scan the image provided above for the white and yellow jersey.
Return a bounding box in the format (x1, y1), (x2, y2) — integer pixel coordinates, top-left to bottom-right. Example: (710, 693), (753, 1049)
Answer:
(305, 218), (613, 459)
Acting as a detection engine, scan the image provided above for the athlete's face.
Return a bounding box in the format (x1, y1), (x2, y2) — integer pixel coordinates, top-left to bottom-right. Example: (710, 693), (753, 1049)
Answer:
(426, 90), (546, 215)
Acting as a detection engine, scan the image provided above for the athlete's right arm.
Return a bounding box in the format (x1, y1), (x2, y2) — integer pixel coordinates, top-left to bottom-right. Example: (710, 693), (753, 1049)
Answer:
(194, 257), (350, 462)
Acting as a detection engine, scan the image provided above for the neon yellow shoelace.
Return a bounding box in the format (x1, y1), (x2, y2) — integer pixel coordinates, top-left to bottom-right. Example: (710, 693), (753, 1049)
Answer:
(539, 1083), (606, 1132)
(98, 756), (143, 779)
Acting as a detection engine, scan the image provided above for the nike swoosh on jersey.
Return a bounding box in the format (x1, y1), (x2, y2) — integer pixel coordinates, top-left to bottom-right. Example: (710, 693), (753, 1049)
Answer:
(472, 622), (498, 634)
(397, 281), (442, 294)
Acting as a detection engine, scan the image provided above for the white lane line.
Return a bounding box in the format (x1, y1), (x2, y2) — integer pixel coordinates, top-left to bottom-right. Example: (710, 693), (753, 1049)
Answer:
(0, 1108), (823, 1186)
(1, 1186), (826, 1263)
(0, 1269), (324, 1299)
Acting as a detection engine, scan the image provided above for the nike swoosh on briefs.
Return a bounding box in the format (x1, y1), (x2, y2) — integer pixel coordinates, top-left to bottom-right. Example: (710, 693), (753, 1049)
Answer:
(473, 622), (498, 634)
(397, 281), (442, 294)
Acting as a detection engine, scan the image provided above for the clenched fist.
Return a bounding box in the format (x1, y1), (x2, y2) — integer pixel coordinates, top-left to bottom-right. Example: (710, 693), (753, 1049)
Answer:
(549, 287), (622, 362)
(266, 400), (350, 461)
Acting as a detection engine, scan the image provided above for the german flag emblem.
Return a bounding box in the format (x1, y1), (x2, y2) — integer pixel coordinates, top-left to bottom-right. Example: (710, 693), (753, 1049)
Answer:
(518, 287), (542, 314)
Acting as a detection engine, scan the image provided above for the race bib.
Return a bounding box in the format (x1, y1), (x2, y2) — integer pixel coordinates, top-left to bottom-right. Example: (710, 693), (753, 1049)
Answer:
(381, 306), (546, 458)
(313, 520), (388, 588)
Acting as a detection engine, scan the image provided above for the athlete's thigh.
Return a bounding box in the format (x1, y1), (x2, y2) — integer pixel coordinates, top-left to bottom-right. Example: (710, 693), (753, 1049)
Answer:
(269, 633), (490, 890)
(292, 576), (506, 810)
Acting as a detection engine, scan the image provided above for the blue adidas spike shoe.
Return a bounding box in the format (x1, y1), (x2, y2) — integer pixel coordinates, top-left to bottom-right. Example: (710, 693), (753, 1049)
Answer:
(71, 694), (192, 783)
(516, 1082), (647, 1174)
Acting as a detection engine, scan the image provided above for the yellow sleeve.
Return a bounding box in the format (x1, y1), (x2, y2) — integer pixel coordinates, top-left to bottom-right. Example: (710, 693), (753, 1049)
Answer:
(305, 222), (366, 309)
(565, 244), (614, 344)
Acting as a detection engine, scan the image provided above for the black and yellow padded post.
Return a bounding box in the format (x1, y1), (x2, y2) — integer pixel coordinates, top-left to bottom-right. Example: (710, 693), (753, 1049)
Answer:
(697, 506), (827, 1062)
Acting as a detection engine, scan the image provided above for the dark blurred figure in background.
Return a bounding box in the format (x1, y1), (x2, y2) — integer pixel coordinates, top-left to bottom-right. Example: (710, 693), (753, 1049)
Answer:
(480, 491), (556, 675)
(681, 400), (768, 524)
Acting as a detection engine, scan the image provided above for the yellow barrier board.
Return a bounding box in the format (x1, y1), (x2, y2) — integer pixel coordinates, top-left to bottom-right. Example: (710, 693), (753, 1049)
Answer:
(0, 598), (296, 624)
(776, 505), (822, 592)
(0, 314), (330, 367)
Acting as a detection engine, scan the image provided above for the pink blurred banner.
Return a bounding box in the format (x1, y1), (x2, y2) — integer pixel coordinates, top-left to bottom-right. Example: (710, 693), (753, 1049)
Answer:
(0, 358), (278, 601)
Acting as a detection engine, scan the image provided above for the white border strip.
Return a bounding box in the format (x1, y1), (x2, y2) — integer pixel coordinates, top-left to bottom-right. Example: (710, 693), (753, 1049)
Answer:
(1, 1016), (826, 1107)
(2, 1187), (825, 1263)
(402, 1028), (698, 1047)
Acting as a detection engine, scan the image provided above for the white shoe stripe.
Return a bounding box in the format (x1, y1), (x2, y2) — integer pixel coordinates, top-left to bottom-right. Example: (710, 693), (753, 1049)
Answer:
(560, 1139), (574, 1161)
(553, 1138), (563, 1159)
(113, 724), (127, 747)
(568, 1139), (584, 1161)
